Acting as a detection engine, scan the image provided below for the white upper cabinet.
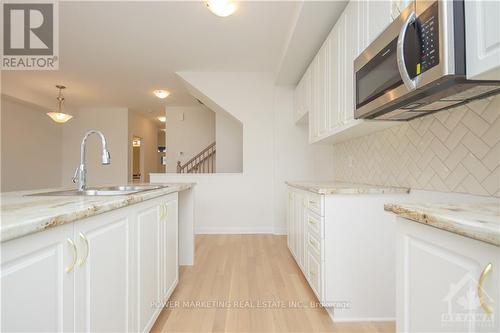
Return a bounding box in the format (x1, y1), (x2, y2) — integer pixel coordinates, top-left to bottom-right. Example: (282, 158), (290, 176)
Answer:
(299, 1), (397, 145)
(465, 0), (500, 80)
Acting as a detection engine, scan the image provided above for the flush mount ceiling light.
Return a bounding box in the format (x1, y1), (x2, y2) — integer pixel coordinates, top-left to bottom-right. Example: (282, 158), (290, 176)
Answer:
(153, 90), (170, 99)
(47, 85), (74, 123)
(205, 0), (237, 17)
(158, 116), (166, 122)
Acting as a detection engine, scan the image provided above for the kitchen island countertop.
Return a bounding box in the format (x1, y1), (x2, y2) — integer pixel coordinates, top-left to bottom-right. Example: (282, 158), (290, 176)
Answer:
(0, 183), (193, 243)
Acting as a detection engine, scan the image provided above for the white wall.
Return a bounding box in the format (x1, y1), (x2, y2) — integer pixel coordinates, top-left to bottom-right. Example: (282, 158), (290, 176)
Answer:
(166, 106), (215, 172)
(152, 72), (334, 234)
(273, 85), (334, 233)
(0, 96), (63, 191)
(61, 107), (129, 187)
(128, 110), (161, 182)
(215, 111), (243, 173)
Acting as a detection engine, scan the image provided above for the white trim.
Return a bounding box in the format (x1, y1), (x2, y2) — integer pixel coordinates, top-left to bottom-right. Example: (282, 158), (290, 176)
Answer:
(195, 227), (276, 235)
(273, 227), (287, 235)
(325, 308), (395, 323)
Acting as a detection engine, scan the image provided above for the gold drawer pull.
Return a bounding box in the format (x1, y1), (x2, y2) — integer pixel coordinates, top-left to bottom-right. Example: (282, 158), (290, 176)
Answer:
(308, 219), (317, 225)
(66, 238), (77, 273)
(478, 263), (493, 315)
(309, 239), (318, 249)
(78, 232), (89, 267)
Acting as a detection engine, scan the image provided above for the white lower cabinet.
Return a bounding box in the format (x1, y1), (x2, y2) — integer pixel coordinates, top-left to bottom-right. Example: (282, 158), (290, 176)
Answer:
(74, 211), (133, 332)
(0, 193), (179, 333)
(396, 217), (500, 333)
(0, 224), (75, 332)
(286, 185), (408, 321)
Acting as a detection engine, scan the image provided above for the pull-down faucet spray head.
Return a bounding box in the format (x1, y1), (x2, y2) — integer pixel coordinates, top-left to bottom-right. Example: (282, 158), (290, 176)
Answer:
(72, 130), (111, 191)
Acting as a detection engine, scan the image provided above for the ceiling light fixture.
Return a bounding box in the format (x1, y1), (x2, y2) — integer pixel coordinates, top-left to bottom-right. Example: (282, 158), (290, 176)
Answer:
(205, 0), (237, 17)
(158, 116), (166, 122)
(47, 85), (74, 123)
(153, 90), (170, 99)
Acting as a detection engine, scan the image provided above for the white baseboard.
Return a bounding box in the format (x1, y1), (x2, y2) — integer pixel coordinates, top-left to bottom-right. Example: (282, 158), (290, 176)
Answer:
(325, 307), (395, 323)
(195, 227), (276, 235)
(272, 228), (287, 235)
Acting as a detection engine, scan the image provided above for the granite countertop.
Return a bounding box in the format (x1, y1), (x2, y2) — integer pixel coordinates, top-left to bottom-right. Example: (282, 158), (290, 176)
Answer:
(0, 183), (193, 243)
(385, 202), (500, 247)
(286, 181), (410, 195)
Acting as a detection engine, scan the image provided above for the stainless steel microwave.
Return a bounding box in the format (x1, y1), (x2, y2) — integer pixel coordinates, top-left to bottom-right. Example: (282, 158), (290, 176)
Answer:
(354, 0), (500, 121)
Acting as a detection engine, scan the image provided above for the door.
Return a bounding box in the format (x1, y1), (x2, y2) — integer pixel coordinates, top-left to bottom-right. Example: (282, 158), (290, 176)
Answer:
(74, 210), (133, 332)
(160, 198), (179, 302)
(465, 0), (500, 80)
(397, 218), (500, 332)
(136, 203), (161, 332)
(1, 224), (75, 332)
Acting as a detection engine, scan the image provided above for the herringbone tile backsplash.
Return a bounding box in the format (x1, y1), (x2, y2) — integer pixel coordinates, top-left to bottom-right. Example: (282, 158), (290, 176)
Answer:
(332, 96), (500, 197)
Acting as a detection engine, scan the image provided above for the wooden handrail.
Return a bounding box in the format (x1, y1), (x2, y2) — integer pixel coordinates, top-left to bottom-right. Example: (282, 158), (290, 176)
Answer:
(177, 142), (216, 173)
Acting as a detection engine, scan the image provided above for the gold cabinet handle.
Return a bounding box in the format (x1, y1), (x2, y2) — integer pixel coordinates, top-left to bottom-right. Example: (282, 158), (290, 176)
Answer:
(308, 219), (317, 225)
(78, 232), (89, 267)
(66, 238), (77, 273)
(478, 263), (493, 315)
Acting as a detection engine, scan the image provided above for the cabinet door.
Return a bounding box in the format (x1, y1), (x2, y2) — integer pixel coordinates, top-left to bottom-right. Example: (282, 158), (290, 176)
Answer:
(161, 199), (179, 302)
(1, 224), (74, 333)
(465, 0), (500, 80)
(308, 58), (319, 142)
(74, 210), (133, 332)
(136, 204), (161, 333)
(294, 191), (305, 270)
(316, 42), (330, 137)
(397, 218), (500, 333)
(360, 0), (393, 48)
(329, 16), (345, 131)
(344, 1), (363, 123)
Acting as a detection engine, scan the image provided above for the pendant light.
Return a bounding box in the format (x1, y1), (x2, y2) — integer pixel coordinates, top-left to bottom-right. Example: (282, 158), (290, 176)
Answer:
(47, 85), (73, 123)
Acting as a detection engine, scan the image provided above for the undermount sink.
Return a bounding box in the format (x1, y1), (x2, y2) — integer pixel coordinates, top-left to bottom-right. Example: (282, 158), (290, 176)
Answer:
(27, 185), (167, 197)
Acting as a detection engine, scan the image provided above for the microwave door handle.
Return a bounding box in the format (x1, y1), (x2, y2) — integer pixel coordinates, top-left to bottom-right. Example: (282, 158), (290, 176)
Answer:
(397, 11), (418, 91)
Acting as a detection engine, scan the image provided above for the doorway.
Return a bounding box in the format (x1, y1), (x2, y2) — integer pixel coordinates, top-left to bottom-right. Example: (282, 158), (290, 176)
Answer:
(132, 136), (143, 183)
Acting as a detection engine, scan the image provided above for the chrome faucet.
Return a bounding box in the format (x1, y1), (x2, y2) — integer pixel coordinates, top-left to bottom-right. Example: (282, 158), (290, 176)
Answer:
(72, 130), (111, 191)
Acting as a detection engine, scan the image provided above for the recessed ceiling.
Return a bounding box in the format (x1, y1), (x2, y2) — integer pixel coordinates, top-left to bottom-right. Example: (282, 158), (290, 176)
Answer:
(1, 1), (346, 114)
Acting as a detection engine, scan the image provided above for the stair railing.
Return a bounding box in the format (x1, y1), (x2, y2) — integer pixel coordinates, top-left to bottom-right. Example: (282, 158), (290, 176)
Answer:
(177, 142), (216, 173)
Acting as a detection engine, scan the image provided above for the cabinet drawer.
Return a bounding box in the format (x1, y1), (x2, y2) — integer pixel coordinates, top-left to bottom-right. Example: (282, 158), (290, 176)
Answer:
(307, 232), (323, 260)
(306, 210), (323, 239)
(307, 252), (322, 301)
(307, 193), (323, 216)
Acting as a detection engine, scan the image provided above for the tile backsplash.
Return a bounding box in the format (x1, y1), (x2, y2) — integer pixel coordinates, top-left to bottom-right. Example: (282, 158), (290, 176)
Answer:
(332, 96), (500, 197)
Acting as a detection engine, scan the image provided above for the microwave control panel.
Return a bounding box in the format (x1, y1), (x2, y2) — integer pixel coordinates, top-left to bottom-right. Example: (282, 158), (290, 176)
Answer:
(417, 1), (439, 75)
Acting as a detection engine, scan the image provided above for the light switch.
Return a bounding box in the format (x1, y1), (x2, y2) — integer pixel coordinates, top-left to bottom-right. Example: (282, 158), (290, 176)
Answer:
(177, 111), (184, 121)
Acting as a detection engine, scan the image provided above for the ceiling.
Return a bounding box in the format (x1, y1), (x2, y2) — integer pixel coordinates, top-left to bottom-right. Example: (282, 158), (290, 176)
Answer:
(1, 1), (345, 117)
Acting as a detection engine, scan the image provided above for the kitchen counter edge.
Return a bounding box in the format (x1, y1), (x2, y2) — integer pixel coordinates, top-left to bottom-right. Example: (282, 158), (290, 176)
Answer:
(0, 183), (194, 243)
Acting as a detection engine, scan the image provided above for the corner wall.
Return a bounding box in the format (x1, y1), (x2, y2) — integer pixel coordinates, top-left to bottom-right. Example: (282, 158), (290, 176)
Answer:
(151, 72), (334, 234)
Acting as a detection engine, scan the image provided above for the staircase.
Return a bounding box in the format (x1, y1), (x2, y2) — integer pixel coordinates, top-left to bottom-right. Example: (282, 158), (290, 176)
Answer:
(177, 142), (216, 173)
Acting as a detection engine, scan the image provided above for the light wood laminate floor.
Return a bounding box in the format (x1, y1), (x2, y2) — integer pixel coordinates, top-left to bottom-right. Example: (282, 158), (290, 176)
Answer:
(152, 235), (394, 333)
